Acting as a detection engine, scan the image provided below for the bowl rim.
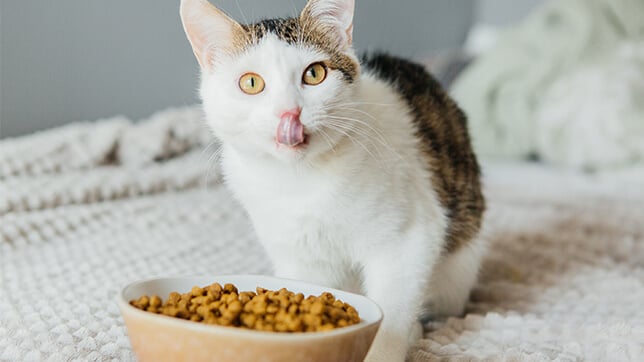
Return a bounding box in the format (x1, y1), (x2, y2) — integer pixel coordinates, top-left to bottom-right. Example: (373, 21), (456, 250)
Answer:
(118, 274), (383, 341)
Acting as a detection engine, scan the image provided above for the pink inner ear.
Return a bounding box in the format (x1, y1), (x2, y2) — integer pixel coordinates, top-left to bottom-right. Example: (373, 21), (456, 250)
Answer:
(180, 0), (241, 70)
(346, 23), (353, 45)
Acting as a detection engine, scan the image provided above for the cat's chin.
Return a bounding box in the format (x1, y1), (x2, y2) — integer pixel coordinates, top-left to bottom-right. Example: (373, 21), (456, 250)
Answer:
(229, 133), (333, 165)
(271, 141), (310, 163)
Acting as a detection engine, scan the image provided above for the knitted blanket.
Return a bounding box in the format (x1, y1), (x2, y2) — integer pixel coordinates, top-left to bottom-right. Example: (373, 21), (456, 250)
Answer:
(1, 107), (643, 361)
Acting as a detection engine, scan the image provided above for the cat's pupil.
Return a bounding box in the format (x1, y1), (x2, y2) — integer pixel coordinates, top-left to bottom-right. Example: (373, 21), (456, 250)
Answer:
(249, 77), (255, 87)
(309, 68), (316, 78)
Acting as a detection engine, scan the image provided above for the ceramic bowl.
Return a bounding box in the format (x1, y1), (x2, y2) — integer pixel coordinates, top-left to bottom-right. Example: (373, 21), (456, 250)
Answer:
(118, 275), (382, 362)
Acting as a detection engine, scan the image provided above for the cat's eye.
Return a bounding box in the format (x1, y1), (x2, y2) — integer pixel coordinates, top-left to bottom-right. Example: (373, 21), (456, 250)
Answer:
(239, 73), (265, 95)
(302, 63), (327, 86)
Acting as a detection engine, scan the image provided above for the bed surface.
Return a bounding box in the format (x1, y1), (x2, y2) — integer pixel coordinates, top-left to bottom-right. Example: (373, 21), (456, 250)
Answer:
(1, 108), (643, 361)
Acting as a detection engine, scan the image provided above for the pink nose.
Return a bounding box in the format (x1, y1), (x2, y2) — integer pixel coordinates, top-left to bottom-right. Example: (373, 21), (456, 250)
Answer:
(279, 108), (302, 123)
(276, 108), (305, 147)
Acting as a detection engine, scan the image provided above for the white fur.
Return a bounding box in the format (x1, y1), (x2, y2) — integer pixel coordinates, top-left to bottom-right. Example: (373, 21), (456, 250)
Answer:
(189, 14), (483, 362)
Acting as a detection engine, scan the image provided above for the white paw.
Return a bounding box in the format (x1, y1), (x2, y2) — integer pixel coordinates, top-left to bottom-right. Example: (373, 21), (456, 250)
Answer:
(364, 337), (409, 362)
(408, 321), (424, 344)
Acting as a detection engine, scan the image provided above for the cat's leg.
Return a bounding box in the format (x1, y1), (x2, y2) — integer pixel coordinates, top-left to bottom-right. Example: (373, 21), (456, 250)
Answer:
(362, 235), (441, 362)
(269, 253), (350, 291)
(422, 238), (485, 318)
(409, 320), (424, 344)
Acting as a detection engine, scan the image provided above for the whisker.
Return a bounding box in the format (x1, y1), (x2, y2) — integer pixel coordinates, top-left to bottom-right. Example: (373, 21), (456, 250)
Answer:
(323, 120), (391, 168)
(325, 115), (391, 148)
(234, 0), (250, 25)
(287, 0), (299, 19)
(203, 144), (224, 190)
(332, 107), (377, 121)
(317, 128), (337, 155)
(324, 117), (409, 168)
(324, 123), (378, 162)
(327, 100), (396, 108)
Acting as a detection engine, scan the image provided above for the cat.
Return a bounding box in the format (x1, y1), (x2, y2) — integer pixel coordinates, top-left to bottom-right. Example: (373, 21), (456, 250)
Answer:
(180, 0), (485, 361)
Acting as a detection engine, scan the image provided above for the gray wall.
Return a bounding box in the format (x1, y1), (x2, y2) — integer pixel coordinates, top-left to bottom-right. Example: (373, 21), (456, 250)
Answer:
(0, 1), (477, 138)
(477, 0), (543, 26)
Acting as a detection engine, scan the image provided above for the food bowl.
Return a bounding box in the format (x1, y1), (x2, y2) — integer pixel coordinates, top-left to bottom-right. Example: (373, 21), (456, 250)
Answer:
(118, 275), (383, 362)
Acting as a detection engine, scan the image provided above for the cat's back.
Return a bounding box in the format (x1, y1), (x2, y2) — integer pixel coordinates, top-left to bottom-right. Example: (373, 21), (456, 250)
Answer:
(361, 52), (485, 252)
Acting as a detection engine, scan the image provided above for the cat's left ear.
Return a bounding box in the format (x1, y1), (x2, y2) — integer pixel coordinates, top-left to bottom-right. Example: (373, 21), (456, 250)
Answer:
(301, 0), (355, 51)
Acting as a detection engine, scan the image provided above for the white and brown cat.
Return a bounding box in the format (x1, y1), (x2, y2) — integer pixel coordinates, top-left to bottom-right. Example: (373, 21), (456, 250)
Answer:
(180, 0), (485, 360)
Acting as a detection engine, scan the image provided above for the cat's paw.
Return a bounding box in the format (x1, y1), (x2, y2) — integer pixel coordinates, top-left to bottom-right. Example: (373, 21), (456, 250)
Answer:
(364, 340), (408, 362)
(408, 321), (424, 344)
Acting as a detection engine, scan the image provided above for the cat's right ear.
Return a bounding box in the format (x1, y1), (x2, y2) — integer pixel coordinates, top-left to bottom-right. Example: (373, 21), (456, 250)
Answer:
(301, 0), (355, 51)
(180, 0), (243, 70)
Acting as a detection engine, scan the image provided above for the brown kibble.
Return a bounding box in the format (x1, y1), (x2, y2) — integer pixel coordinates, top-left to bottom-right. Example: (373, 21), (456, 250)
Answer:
(147, 306), (159, 314)
(218, 317), (232, 326)
(228, 300), (242, 313)
(266, 304), (279, 314)
(196, 305), (210, 317)
(208, 283), (223, 293)
(192, 295), (214, 305)
(188, 303), (198, 313)
(129, 282), (360, 333)
(191, 286), (204, 297)
(239, 292), (252, 304)
(288, 304), (298, 315)
(310, 301), (324, 315)
(277, 296), (290, 308)
(223, 283), (238, 294)
(321, 292), (335, 304)
(252, 301), (267, 315)
(167, 292), (181, 306)
(303, 314), (321, 328)
(293, 293), (304, 304)
(131, 295), (149, 309)
(241, 313), (256, 328)
(149, 295), (162, 308)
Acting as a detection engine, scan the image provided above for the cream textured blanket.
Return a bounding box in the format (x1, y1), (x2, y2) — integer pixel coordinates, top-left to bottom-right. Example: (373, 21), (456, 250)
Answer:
(1, 108), (643, 361)
(452, 0), (644, 170)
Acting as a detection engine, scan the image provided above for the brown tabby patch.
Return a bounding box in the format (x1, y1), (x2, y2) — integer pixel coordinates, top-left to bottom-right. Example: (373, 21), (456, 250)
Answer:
(362, 53), (485, 254)
(231, 17), (359, 82)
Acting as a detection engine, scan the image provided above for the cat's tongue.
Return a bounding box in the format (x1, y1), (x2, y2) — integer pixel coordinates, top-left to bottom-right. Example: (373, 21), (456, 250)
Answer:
(276, 115), (305, 147)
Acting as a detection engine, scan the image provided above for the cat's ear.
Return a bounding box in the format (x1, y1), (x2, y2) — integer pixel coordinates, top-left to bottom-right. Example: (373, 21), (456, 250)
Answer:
(301, 0), (355, 51)
(180, 0), (243, 70)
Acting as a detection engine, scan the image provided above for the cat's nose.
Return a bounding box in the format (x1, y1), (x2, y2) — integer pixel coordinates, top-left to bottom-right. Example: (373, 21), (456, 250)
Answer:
(277, 108), (305, 147)
(279, 108), (302, 123)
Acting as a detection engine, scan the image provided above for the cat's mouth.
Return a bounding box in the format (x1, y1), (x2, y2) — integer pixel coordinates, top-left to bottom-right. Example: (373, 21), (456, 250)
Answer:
(275, 134), (310, 151)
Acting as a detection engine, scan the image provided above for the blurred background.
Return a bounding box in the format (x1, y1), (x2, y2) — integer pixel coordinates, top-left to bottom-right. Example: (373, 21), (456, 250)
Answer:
(2, 0), (642, 172)
(0, 0), (542, 138)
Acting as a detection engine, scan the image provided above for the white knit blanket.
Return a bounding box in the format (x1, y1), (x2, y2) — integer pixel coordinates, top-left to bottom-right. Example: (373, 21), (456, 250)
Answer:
(1, 108), (643, 361)
(452, 0), (644, 170)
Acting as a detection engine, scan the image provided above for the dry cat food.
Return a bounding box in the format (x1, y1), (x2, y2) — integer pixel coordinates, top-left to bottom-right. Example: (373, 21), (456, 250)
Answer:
(130, 283), (360, 332)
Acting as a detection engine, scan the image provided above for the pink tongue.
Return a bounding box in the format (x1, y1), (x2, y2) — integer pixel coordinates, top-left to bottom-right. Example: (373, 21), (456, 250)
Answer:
(277, 115), (305, 146)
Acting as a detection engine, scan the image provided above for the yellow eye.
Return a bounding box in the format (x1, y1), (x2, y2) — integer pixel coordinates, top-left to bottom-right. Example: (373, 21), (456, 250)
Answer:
(303, 63), (327, 86)
(239, 73), (265, 95)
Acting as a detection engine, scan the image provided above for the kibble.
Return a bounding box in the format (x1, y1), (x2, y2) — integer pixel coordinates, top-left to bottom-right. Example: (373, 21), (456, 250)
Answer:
(130, 283), (360, 332)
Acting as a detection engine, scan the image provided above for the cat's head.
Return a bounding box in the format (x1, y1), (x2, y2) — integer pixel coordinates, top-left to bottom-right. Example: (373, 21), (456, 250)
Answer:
(180, 0), (359, 163)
